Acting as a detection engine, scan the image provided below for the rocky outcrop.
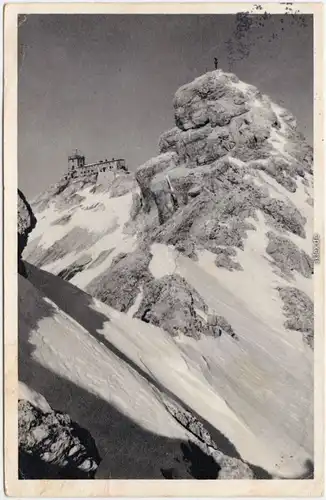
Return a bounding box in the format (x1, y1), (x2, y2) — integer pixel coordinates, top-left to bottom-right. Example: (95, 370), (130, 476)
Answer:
(277, 286), (313, 348)
(86, 247), (152, 312)
(133, 71), (312, 271)
(266, 232), (313, 278)
(31, 178), (70, 213)
(27, 226), (104, 269)
(18, 190), (37, 276)
(134, 275), (209, 339)
(32, 177), (97, 213)
(207, 314), (239, 340)
(135, 152), (178, 213)
(109, 173), (137, 198)
(163, 399), (254, 479)
(134, 274), (238, 340)
(51, 213), (72, 226)
(58, 254), (92, 281)
(86, 249), (114, 270)
(19, 399), (101, 479)
(147, 164), (306, 267)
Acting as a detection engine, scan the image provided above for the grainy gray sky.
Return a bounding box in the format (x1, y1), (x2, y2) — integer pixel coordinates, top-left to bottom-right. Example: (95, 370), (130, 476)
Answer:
(18, 14), (313, 198)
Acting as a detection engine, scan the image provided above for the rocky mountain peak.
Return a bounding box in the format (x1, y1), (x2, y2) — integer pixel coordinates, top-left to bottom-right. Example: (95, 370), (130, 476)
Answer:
(135, 70), (312, 226)
(132, 71), (313, 278)
(21, 68), (314, 479)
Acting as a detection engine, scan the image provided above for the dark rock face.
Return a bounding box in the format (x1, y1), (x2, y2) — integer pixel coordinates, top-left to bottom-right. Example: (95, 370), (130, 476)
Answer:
(163, 399), (254, 479)
(277, 286), (313, 348)
(51, 214), (72, 226)
(207, 314), (239, 340)
(135, 152), (178, 212)
(86, 249), (114, 270)
(58, 254), (92, 281)
(82, 202), (106, 212)
(85, 247), (152, 312)
(261, 197), (306, 238)
(134, 274), (238, 341)
(214, 247), (243, 271)
(129, 193), (143, 220)
(18, 190), (37, 276)
(266, 232), (313, 279)
(134, 275), (209, 339)
(18, 399), (101, 479)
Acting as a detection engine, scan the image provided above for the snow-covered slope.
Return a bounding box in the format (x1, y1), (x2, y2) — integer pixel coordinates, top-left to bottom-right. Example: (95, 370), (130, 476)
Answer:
(22, 69), (314, 478)
(20, 262), (259, 479)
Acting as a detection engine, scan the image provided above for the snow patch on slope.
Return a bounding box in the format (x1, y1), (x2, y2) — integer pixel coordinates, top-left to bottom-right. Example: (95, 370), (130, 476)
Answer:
(19, 275), (186, 442)
(127, 286), (144, 317)
(149, 243), (177, 278)
(27, 189), (137, 286)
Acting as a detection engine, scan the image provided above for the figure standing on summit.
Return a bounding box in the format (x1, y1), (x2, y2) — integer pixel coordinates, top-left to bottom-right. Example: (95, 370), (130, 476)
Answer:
(214, 57), (218, 69)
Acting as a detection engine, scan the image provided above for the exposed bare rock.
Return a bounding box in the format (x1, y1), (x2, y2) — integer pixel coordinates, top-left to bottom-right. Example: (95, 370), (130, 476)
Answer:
(109, 173), (137, 198)
(19, 399), (101, 479)
(207, 314), (239, 340)
(51, 213), (72, 226)
(25, 70), (312, 285)
(133, 274), (239, 341)
(86, 249), (114, 270)
(306, 196), (313, 207)
(82, 202), (106, 212)
(214, 247), (243, 271)
(277, 286), (313, 348)
(129, 192), (143, 220)
(163, 399), (254, 479)
(134, 275), (208, 339)
(55, 193), (86, 212)
(134, 149), (307, 271)
(32, 178), (96, 214)
(266, 232), (313, 278)
(250, 158), (297, 193)
(261, 197), (306, 238)
(134, 71), (311, 265)
(31, 178), (70, 213)
(58, 254), (92, 281)
(135, 152), (178, 212)
(173, 71), (251, 131)
(86, 247), (152, 312)
(18, 189), (37, 276)
(27, 227), (104, 268)
(89, 183), (111, 195)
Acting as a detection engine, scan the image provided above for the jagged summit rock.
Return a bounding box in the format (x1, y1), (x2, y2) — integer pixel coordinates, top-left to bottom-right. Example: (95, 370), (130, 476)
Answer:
(137, 70), (312, 225)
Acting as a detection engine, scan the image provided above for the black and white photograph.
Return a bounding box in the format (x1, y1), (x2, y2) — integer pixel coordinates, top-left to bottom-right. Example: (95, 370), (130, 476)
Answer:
(3, 2), (324, 496)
